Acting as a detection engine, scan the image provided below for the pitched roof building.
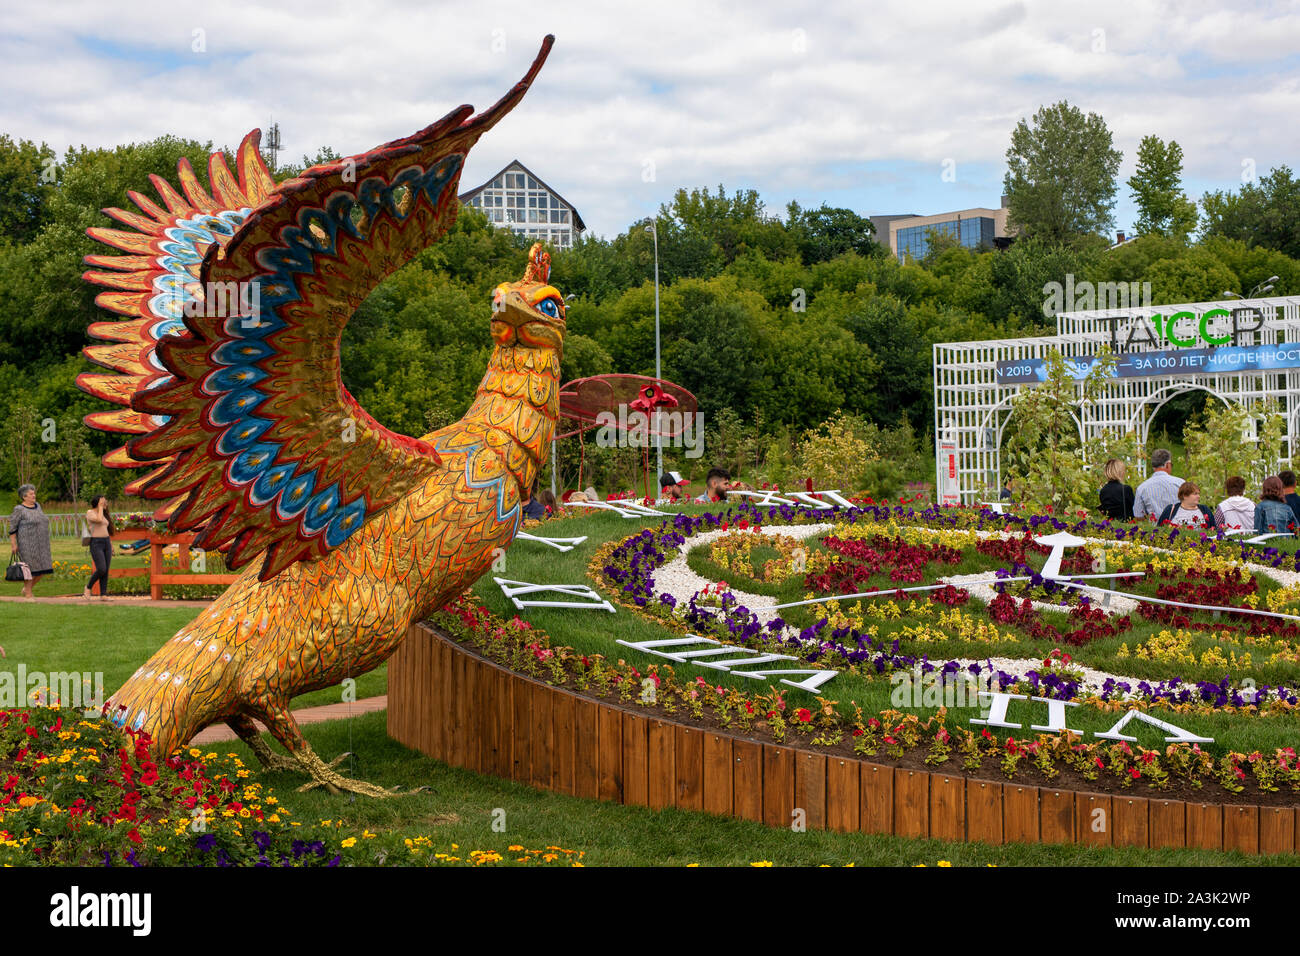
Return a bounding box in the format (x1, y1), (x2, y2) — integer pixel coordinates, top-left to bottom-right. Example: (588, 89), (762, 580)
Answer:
(459, 160), (586, 249)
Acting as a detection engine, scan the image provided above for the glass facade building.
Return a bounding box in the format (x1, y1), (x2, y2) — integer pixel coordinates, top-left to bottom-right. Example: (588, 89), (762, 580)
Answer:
(896, 216), (996, 261)
(460, 161), (585, 249)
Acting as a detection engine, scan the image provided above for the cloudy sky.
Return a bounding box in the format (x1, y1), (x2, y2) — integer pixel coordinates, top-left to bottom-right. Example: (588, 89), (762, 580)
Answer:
(4, 0), (1298, 239)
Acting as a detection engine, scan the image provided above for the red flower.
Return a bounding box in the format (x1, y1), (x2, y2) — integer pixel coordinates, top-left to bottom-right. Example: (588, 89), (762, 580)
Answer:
(796, 708), (812, 723)
(1129, 767), (1140, 779)
(127, 828), (143, 844)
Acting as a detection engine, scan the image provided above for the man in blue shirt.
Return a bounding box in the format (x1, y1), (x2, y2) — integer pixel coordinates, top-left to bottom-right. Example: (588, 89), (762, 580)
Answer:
(1132, 449), (1183, 520)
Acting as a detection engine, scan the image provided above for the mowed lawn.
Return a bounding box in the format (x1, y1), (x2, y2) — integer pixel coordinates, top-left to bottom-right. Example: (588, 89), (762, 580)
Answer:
(3, 503), (1298, 865)
(0, 603), (386, 710)
(467, 508), (1300, 760)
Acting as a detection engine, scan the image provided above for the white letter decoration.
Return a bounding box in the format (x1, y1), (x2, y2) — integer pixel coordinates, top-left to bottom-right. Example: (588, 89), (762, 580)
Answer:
(493, 578), (615, 613)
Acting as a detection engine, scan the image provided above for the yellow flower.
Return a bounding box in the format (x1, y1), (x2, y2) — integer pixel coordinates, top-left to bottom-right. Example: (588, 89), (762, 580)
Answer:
(341, 837), (357, 848)
(937, 860), (952, 867)
(750, 861), (773, 867)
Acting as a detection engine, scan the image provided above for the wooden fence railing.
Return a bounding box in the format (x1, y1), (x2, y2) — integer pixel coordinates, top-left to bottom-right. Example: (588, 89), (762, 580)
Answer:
(1, 512), (83, 538)
(387, 621), (1298, 856)
(88, 530), (239, 599)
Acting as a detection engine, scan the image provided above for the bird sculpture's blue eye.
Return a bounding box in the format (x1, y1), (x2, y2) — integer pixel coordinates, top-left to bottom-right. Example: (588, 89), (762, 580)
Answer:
(536, 298), (561, 318)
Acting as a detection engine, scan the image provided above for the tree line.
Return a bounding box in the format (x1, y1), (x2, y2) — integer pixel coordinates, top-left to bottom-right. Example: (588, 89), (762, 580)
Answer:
(0, 100), (1296, 503)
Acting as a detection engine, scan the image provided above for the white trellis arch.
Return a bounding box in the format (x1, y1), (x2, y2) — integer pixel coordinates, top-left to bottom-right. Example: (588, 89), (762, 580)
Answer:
(933, 296), (1300, 503)
(1136, 384), (1230, 446)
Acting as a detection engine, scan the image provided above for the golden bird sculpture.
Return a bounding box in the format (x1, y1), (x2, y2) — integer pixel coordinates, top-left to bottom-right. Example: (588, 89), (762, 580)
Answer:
(78, 37), (564, 796)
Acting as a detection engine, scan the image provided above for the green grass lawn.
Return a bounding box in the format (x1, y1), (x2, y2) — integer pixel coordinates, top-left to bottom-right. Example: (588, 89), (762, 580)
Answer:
(6, 535), (230, 598)
(469, 508), (1300, 760)
(5, 501), (1299, 865)
(0, 603), (386, 710)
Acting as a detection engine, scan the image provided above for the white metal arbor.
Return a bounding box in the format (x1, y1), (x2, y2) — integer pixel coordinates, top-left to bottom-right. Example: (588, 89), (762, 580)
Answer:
(933, 297), (1300, 503)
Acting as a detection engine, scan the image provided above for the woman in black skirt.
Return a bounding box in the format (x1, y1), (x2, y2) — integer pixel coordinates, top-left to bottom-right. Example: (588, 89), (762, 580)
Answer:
(84, 494), (115, 600)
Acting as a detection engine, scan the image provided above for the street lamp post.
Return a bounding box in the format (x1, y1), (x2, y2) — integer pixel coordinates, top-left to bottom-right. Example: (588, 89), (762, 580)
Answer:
(645, 217), (662, 483)
(1223, 275), (1280, 299)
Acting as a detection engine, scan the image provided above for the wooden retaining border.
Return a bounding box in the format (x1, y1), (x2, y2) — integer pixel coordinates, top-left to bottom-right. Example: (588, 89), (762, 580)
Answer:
(388, 622), (1299, 855)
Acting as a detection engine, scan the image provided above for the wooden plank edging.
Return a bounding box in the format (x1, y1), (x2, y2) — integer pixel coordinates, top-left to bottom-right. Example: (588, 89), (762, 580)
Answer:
(390, 622), (1295, 856)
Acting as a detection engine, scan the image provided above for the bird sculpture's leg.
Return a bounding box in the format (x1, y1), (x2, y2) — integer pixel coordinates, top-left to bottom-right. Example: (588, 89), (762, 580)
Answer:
(227, 714), (299, 773)
(259, 705), (400, 799)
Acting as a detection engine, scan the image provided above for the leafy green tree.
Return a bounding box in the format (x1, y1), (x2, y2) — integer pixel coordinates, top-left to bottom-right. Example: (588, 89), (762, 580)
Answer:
(1199, 237), (1300, 303)
(1, 399), (42, 490)
(1003, 101), (1122, 244)
(1200, 165), (1300, 260)
(0, 135), (57, 245)
(660, 185), (797, 266)
(1002, 347), (1116, 512)
(988, 236), (1100, 326)
(1144, 250), (1238, 305)
(1128, 135), (1198, 239)
(784, 202), (882, 264)
(841, 296), (928, 425)
(1182, 397), (1284, 501)
(276, 145), (342, 180)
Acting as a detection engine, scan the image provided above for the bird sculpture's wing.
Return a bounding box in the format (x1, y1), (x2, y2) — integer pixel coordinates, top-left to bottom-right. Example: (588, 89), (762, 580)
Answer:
(80, 37), (554, 581)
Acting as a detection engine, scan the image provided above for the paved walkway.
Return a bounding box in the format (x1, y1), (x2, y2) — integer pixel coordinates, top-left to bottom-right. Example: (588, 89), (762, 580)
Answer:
(0, 594), (213, 608)
(190, 696), (388, 744)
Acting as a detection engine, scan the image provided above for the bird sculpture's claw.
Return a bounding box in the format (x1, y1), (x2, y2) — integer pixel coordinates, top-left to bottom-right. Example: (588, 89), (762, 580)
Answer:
(292, 747), (402, 799)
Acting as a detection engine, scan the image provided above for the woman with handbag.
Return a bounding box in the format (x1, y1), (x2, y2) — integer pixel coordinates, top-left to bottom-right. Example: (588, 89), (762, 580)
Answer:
(8, 484), (53, 600)
(83, 494), (114, 600)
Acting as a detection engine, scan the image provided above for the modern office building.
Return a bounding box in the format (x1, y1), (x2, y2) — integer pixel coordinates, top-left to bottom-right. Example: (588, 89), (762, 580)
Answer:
(886, 199), (1013, 261)
(869, 214), (918, 245)
(459, 160), (586, 249)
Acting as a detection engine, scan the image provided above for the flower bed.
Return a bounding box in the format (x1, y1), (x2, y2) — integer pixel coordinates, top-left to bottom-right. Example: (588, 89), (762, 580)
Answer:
(601, 506), (1300, 713)
(0, 708), (581, 867)
(431, 590), (1300, 805)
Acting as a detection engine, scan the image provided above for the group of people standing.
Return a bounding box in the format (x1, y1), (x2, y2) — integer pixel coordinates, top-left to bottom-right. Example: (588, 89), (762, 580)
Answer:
(7, 484), (115, 600)
(1098, 450), (1300, 533)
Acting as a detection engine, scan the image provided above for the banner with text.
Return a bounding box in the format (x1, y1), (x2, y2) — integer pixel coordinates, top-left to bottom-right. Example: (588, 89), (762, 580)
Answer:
(996, 344), (1300, 385)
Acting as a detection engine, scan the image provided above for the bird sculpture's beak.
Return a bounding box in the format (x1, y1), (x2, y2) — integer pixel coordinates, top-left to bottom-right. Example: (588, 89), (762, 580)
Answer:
(490, 288), (564, 350)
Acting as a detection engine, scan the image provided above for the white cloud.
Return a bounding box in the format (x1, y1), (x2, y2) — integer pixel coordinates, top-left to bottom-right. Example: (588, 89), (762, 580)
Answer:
(1, 0), (1296, 238)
